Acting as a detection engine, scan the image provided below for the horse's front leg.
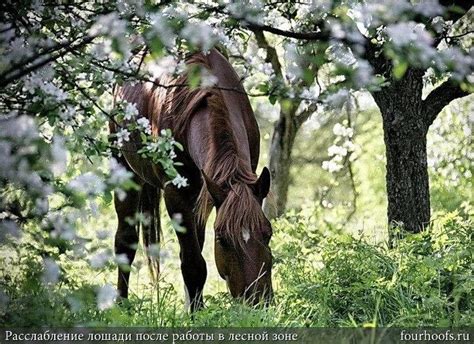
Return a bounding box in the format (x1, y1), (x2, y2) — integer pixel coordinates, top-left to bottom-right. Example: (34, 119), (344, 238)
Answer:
(164, 186), (207, 312)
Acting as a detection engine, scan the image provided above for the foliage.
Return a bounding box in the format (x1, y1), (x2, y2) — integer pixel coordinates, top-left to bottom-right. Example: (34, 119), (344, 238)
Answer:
(2, 211), (472, 327)
(0, 0), (472, 328)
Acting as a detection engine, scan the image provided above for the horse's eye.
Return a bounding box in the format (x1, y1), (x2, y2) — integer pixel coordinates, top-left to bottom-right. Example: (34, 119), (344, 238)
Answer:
(216, 235), (230, 248)
(262, 230), (272, 245)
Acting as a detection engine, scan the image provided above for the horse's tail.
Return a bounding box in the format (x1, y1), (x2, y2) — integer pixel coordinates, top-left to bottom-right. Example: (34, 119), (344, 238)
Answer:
(139, 183), (161, 284)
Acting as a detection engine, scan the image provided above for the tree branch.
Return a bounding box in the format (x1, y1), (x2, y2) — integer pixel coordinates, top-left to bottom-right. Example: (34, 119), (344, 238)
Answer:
(244, 21), (330, 41)
(251, 29), (283, 79)
(423, 78), (471, 125)
(0, 35), (97, 88)
(439, 0), (472, 22)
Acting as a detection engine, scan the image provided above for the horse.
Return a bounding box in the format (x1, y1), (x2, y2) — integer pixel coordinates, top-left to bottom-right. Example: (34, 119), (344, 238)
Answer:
(110, 48), (273, 311)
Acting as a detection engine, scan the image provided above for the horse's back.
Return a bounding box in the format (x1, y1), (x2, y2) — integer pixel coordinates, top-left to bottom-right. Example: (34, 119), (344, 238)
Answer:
(113, 82), (165, 187)
(206, 50), (260, 171)
(112, 49), (261, 186)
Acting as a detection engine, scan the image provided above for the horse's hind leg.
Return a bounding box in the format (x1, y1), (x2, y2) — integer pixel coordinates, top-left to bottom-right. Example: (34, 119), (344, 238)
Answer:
(164, 186), (207, 312)
(114, 176), (140, 299)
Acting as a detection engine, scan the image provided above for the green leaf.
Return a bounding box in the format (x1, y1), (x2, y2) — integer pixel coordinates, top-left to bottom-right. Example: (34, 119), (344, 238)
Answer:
(393, 60), (408, 79)
(149, 37), (164, 58)
(269, 94), (277, 105)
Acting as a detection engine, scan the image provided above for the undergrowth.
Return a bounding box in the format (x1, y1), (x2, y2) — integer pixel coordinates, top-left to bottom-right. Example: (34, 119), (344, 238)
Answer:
(0, 211), (472, 327)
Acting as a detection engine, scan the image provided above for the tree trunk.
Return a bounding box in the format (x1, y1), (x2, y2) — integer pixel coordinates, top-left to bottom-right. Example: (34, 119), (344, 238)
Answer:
(372, 69), (431, 233)
(264, 112), (299, 219)
(382, 117), (430, 233)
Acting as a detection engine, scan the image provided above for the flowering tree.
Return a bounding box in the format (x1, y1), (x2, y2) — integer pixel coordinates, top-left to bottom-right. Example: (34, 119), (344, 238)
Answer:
(0, 1), (207, 307)
(200, 0), (473, 232)
(0, 0), (472, 312)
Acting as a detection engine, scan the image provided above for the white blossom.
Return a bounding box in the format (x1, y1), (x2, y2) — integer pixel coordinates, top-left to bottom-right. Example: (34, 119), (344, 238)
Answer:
(328, 145), (348, 157)
(109, 158), (132, 185)
(124, 102), (138, 120)
(0, 115), (38, 140)
(200, 69), (218, 87)
(41, 258), (60, 285)
(181, 22), (216, 52)
(322, 160), (343, 173)
(414, 0), (444, 17)
(35, 197), (49, 215)
(172, 175), (188, 188)
(352, 0), (411, 29)
(114, 253), (129, 266)
(333, 123), (354, 138)
(89, 13), (126, 38)
(96, 284), (118, 311)
(386, 22), (433, 48)
(116, 128), (131, 147)
(0, 220), (21, 242)
(149, 13), (176, 48)
(51, 136), (67, 176)
(324, 89), (350, 109)
(137, 117), (152, 135)
(69, 172), (105, 195)
(96, 230), (112, 240)
(353, 60), (374, 88)
(147, 55), (178, 79)
(59, 106), (76, 120)
(90, 250), (110, 269)
(47, 212), (77, 241)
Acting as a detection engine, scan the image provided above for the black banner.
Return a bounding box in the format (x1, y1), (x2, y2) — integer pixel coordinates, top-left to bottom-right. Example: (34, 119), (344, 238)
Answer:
(0, 328), (472, 343)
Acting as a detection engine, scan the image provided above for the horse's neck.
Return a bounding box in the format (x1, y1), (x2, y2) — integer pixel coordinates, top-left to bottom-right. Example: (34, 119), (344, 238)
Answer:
(186, 106), (214, 171)
(186, 104), (251, 178)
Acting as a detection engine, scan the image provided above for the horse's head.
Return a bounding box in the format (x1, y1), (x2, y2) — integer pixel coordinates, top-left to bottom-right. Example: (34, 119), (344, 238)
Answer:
(203, 167), (273, 304)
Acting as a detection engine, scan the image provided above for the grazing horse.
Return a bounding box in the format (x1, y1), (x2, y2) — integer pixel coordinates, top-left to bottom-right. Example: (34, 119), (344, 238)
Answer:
(110, 48), (273, 311)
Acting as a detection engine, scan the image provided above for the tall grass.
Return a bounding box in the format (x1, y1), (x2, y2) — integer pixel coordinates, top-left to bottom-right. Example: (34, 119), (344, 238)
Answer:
(1, 211), (472, 327)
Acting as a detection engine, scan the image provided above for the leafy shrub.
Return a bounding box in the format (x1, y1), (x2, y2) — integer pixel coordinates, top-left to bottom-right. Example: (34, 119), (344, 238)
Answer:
(1, 210), (471, 327)
(273, 210), (472, 327)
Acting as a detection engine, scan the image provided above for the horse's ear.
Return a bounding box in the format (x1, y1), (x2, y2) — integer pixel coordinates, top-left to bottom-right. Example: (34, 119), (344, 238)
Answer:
(255, 167), (271, 200)
(201, 170), (226, 207)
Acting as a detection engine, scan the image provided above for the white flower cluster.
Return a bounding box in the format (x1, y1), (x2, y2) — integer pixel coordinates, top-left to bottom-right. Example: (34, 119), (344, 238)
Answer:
(109, 158), (133, 201)
(244, 43), (272, 77)
(89, 13), (126, 39)
(124, 102), (138, 121)
(116, 128), (131, 148)
(324, 89), (350, 109)
(386, 22), (433, 48)
(0, 115), (56, 197)
(45, 211), (78, 241)
(172, 175), (188, 188)
(146, 55), (180, 79)
(333, 123), (354, 138)
(69, 172), (105, 196)
(322, 123), (357, 174)
(0, 220), (21, 243)
(137, 117), (152, 135)
(200, 68), (218, 88)
(149, 13), (176, 48)
(284, 43), (302, 83)
(96, 284), (118, 311)
(41, 258), (60, 285)
(181, 22), (217, 52)
(88, 13), (130, 59)
(23, 72), (68, 102)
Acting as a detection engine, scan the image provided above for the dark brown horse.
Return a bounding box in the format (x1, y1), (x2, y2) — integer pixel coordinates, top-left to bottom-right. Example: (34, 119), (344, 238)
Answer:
(110, 48), (273, 311)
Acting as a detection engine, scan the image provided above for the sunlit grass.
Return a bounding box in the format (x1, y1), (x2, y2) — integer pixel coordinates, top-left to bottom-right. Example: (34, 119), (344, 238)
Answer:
(2, 208), (472, 328)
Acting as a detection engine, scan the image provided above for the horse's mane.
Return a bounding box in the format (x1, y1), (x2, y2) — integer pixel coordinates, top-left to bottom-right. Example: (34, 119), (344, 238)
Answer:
(149, 51), (265, 247)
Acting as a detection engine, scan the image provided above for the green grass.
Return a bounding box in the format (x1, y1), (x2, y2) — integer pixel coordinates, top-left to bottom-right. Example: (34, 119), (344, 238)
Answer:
(1, 210), (472, 328)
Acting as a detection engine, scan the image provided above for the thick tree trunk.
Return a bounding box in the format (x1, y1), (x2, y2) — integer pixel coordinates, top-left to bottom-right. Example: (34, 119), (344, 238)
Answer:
(372, 69), (431, 233)
(264, 113), (299, 219)
(382, 117), (430, 232)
